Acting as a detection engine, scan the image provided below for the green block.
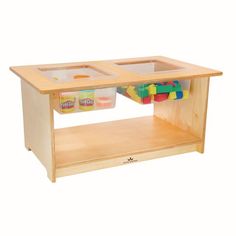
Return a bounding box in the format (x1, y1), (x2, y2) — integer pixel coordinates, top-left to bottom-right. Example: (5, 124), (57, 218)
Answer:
(137, 87), (149, 98)
(156, 84), (172, 93)
(136, 84), (149, 90)
(135, 85), (143, 90)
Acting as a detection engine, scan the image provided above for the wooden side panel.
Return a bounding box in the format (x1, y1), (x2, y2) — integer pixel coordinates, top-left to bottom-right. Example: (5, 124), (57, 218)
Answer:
(154, 77), (210, 153)
(21, 80), (56, 181)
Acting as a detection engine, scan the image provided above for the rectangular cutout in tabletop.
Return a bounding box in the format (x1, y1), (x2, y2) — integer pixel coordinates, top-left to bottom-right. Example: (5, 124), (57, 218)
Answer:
(116, 60), (182, 74)
(10, 56), (222, 94)
(40, 65), (110, 83)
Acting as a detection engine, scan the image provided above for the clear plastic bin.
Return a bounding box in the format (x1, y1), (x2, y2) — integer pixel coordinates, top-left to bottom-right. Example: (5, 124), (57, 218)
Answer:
(55, 87), (116, 114)
(40, 65), (110, 83)
(117, 80), (190, 104)
(115, 60), (181, 74)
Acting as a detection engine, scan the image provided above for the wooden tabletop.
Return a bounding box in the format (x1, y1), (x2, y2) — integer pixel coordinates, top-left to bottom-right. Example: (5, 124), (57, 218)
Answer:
(10, 56), (222, 94)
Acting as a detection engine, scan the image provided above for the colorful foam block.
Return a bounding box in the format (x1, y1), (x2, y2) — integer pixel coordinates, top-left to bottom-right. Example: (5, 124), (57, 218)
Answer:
(148, 84), (156, 95)
(117, 80), (189, 105)
(154, 93), (168, 102)
(168, 91), (177, 100)
(173, 80), (179, 85)
(136, 84), (148, 89)
(124, 92), (130, 98)
(171, 83), (182, 92)
(156, 83), (173, 93)
(117, 87), (122, 94)
(132, 95), (142, 103)
(166, 81), (176, 86)
(142, 96), (152, 104)
(137, 87), (149, 98)
(117, 87), (126, 94)
(127, 86), (137, 97)
(176, 91), (183, 99)
(183, 90), (189, 99)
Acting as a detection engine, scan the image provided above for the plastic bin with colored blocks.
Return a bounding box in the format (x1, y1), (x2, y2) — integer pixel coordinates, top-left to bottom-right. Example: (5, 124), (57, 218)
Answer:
(54, 87), (117, 114)
(117, 80), (190, 104)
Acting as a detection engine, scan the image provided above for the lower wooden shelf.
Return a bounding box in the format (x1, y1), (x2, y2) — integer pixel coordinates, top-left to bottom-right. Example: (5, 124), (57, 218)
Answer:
(55, 116), (201, 177)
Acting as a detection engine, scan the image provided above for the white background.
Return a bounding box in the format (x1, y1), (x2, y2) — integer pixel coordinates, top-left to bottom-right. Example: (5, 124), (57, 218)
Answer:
(0, 0), (235, 235)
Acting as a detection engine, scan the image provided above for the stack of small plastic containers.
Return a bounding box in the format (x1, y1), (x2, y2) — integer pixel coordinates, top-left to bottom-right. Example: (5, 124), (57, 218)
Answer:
(57, 88), (116, 113)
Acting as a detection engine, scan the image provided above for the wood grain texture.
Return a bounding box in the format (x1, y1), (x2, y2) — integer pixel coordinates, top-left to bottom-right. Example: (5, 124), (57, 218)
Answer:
(54, 116), (200, 169)
(15, 57), (221, 181)
(11, 56), (222, 94)
(21, 80), (56, 181)
(154, 77), (210, 153)
(56, 143), (199, 178)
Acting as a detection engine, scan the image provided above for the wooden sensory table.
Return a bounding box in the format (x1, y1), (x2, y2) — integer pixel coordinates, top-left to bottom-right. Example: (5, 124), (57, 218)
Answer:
(10, 56), (222, 182)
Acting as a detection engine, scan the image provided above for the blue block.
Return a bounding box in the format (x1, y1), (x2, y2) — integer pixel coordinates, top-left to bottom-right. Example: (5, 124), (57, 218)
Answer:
(176, 91), (183, 99)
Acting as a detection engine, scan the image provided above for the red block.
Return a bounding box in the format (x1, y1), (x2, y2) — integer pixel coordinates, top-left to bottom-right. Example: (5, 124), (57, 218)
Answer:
(166, 81), (176, 86)
(142, 96), (152, 104)
(154, 93), (168, 102)
(124, 92), (130, 98)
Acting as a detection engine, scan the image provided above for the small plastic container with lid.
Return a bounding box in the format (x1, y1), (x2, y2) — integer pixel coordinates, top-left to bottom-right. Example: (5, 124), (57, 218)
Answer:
(55, 87), (117, 114)
(95, 88), (116, 109)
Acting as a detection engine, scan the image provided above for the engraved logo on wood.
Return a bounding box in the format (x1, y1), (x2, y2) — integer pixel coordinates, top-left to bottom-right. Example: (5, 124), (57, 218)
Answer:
(123, 157), (138, 164)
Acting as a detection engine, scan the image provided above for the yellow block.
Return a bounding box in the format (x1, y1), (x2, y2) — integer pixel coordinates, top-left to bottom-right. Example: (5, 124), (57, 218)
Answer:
(127, 86), (136, 97)
(183, 90), (189, 99)
(168, 91), (177, 100)
(133, 95), (142, 103)
(148, 84), (156, 95)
